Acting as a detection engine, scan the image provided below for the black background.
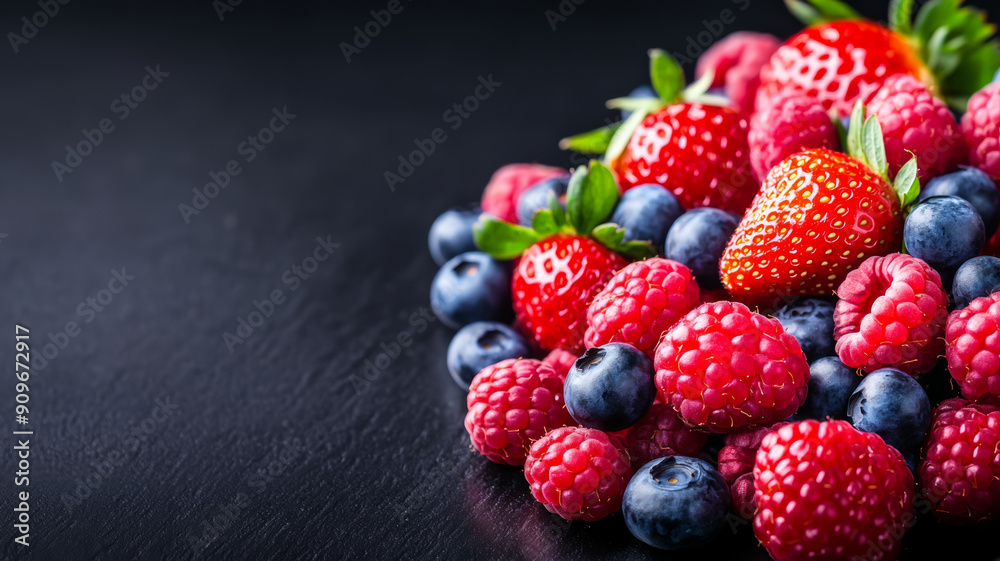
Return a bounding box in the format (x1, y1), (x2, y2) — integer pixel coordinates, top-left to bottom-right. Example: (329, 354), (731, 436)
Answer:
(0, 0), (997, 559)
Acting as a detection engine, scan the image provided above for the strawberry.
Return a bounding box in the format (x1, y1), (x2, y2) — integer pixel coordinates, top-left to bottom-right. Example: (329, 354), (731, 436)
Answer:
(474, 161), (652, 353)
(721, 103), (917, 301)
(756, 0), (1000, 117)
(561, 50), (758, 215)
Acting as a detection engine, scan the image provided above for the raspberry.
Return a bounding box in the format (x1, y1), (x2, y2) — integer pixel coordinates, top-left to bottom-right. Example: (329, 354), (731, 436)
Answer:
(754, 420), (914, 561)
(945, 292), (1000, 405)
(464, 358), (573, 465)
(695, 31), (780, 115)
(480, 163), (567, 223)
(513, 236), (627, 354)
(584, 258), (700, 356)
(834, 253), (948, 375)
(918, 398), (1000, 524)
(962, 82), (1000, 181)
(867, 74), (968, 183)
(524, 426), (633, 521)
(748, 92), (839, 181)
(613, 402), (709, 470)
(653, 301), (810, 433)
(541, 348), (577, 384)
(717, 421), (789, 519)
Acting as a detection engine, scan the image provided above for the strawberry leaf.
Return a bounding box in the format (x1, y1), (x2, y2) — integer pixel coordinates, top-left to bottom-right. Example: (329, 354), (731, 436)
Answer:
(591, 223), (655, 260)
(889, 0), (914, 34)
(549, 192), (567, 228)
(846, 101), (866, 162)
(682, 68), (715, 101)
(862, 116), (889, 179)
(532, 209), (560, 236)
(559, 122), (621, 155)
(649, 49), (685, 103)
(566, 160), (620, 236)
(604, 98), (657, 164)
(785, 0), (859, 26)
(473, 216), (542, 260)
(893, 152), (921, 207)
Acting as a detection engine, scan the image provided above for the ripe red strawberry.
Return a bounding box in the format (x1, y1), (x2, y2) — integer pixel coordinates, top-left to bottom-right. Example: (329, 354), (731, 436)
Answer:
(513, 235), (626, 353)
(962, 81), (1000, 181)
(480, 163), (567, 223)
(918, 398), (1000, 524)
(653, 301), (810, 433)
(584, 258), (700, 357)
(563, 50), (759, 215)
(756, 1), (1000, 117)
(475, 161), (653, 353)
(754, 420), (914, 561)
(866, 74), (968, 183)
(696, 31), (781, 115)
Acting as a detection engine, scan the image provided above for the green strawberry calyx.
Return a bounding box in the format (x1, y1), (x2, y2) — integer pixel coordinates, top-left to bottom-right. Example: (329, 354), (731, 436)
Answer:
(845, 100), (921, 208)
(473, 160), (654, 260)
(786, 0), (1000, 110)
(558, 49), (729, 162)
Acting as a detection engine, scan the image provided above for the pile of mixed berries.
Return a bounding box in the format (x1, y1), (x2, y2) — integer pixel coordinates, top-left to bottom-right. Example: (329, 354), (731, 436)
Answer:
(427, 1), (1000, 558)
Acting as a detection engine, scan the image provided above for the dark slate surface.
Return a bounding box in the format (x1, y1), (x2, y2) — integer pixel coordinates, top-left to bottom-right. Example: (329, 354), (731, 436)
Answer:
(0, 1), (996, 559)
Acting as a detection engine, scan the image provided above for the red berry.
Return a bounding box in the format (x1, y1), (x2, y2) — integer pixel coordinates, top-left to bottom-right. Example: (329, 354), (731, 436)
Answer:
(613, 103), (758, 214)
(513, 236), (627, 354)
(613, 402), (709, 470)
(465, 358), (573, 465)
(480, 163), (567, 223)
(754, 420), (914, 561)
(653, 301), (810, 433)
(584, 258), (700, 357)
(696, 31), (780, 115)
(524, 426), (633, 521)
(962, 82), (1000, 181)
(721, 148), (903, 301)
(918, 398), (1000, 524)
(834, 253), (948, 375)
(867, 74), (967, 183)
(756, 21), (928, 117)
(717, 421), (789, 519)
(748, 92), (839, 181)
(945, 292), (1000, 405)
(542, 348), (577, 384)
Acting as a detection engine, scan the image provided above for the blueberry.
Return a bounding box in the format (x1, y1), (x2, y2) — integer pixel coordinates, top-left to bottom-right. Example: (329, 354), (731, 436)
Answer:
(919, 166), (1000, 237)
(903, 196), (984, 285)
(773, 298), (836, 363)
(848, 368), (931, 456)
(952, 255), (1000, 309)
(623, 456), (731, 551)
(611, 185), (684, 254)
(621, 84), (658, 120)
(427, 206), (482, 266)
(563, 343), (655, 432)
(446, 322), (530, 389)
(430, 252), (512, 329)
(516, 175), (570, 226)
(795, 357), (859, 421)
(665, 208), (740, 289)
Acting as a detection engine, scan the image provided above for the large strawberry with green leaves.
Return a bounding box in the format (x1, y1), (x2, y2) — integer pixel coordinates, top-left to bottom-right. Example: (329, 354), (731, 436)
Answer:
(756, 0), (1000, 116)
(721, 103), (918, 301)
(474, 161), (651, 353)
(561, 50), (758, 215)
